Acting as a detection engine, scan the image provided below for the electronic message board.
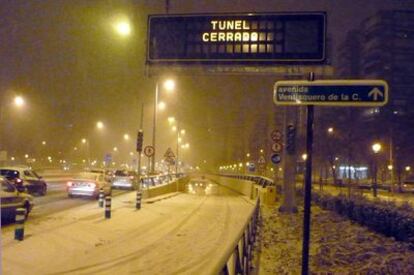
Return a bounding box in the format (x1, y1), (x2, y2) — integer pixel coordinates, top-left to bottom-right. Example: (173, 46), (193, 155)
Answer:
(147, 13), (326, 63)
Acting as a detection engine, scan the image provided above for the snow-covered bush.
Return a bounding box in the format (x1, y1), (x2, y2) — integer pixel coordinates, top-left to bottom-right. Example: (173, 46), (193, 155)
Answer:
(311, 192), (414, 249)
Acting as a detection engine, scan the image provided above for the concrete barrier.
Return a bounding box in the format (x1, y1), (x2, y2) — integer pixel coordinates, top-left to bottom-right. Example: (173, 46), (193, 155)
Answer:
(142, 177), (189, 199)
(207, 175), (277, 205)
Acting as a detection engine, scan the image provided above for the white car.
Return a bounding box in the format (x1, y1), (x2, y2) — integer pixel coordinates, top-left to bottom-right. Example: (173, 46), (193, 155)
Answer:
(402, 175), (414, 193)
(67, 172), (111, 199)
(1, 176), (34, 220)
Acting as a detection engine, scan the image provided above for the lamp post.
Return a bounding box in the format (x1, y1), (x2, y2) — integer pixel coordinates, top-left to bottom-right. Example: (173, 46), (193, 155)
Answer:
(151, 79), (175, 174)
(372, 142), (382, 197)
(0, 95), (25, 160)
(81, 138), (90, 168)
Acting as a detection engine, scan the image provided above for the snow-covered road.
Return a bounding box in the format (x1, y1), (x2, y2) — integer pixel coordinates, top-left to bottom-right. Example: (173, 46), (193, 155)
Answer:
(2, 180), (255, 275)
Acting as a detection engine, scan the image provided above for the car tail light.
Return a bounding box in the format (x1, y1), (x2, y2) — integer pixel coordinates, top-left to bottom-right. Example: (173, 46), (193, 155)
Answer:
(67, 181), (73, 187)
(16, 178), (23, 183)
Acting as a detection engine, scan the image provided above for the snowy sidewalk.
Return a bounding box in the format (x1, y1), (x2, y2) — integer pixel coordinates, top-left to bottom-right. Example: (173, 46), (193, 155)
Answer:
(2, 190), (255, 275)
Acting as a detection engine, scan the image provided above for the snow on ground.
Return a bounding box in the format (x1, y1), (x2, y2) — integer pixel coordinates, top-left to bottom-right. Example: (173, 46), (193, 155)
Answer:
(256, 200), (414, 274)
(2, 186), (255, 275)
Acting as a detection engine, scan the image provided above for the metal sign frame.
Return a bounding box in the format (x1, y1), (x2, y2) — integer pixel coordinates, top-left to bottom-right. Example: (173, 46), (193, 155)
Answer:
(147, 12), (326, 64)
(273, 79), (389, 107)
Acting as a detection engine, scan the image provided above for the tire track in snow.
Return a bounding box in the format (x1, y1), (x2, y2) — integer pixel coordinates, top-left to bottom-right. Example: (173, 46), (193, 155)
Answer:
(50, 195), (210, 274)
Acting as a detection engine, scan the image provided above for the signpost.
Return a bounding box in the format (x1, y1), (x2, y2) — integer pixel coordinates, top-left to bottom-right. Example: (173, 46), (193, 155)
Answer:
(274, 75), (389, 275)
(271, 153), (281, 164)
(147, 12), (326, 63)
(104, 153), (112, 167)
(164, 148), (176, 167)
(271, 130), (283, 141)
(271, 143), (283, 153)
(144, 146), (155, 157)
(274, 79), (389, 106)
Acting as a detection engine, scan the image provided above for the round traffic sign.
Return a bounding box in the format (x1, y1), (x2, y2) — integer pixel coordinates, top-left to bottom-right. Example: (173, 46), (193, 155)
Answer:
(272, 143), (283, 153)
(271, 130), (283, 141)
(144, 146), (155, 157)
(271, 153), (282, 164)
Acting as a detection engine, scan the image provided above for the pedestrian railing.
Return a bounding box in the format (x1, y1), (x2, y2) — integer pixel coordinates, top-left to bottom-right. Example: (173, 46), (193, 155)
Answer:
(211, 198), (260, 275)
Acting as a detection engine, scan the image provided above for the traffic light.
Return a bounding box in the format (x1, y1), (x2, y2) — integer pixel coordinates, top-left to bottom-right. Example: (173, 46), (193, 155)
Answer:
(286, 124), (296, 155)
(136, 130), (144, 152)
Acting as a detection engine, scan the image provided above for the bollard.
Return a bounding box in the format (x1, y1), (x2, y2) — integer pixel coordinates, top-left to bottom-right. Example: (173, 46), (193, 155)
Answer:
(136, 191), (142, 210)
(98, 188), (104, 208)
(14, 208), (26, 241)
(105, 196), (111, 219)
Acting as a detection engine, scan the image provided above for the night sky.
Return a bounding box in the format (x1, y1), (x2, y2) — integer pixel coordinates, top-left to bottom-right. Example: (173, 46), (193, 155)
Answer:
(1, 0), (413, 168)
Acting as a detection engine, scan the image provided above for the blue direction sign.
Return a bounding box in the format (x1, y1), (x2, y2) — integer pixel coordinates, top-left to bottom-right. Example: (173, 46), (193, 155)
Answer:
(273, 80), (388, 107)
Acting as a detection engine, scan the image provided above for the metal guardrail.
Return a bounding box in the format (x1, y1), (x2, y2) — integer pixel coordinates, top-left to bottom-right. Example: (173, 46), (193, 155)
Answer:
(210, 198), (260, 275)
(219, 173), (274, 188)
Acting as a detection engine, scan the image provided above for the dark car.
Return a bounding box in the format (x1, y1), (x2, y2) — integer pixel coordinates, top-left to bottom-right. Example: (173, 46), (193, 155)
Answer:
(0, 167), (47, 196)
(1, 176), (34, 221)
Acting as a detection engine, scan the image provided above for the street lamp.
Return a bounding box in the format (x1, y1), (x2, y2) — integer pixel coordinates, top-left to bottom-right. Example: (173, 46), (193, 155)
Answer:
(113, 20), (131, 37)
(151, 79), (176, 174)
(168, 116), (175, 124)
(81, 138), (90, 167)
(327, 127), (334, 134)
(123, 134), (130, 141)
(96, 121), (104, 130)
(371, 142), (382, 197)
(302, 154), (308, 161)
(14, 96), (25, 107)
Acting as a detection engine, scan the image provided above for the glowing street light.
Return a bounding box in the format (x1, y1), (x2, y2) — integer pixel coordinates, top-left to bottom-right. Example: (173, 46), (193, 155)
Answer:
(96, 121), (104, 129)
(14, 96), (25, 107)
(123, 134), (130, 141)
(406, 166), (411, 172)
(327, 127), (334, 134)
(163, 79), (175, 92)
(24, 154), (29, 159)
(158, 101), (166, 110)
(168, 117), (175, 124)
(180, 129), (186, 135)
(372, 143), (382, 154)
(81, 138), (87, 144)
(113, 147), (118, 152)
(302, 153), (308, 161)
(42, 141), (47, 145)
(172, 125), (177, 132)
(114, 20), (131, 37)
(387, 165), (393, 171)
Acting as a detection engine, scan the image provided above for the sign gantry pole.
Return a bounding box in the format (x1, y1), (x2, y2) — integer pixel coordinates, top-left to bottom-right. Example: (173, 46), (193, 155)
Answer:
(301, 72), (315, 275)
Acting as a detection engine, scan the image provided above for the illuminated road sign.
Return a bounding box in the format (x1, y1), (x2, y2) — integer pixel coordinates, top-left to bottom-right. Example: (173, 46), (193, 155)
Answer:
(273, 80), (389, 106)
(147, 12), (326, 63)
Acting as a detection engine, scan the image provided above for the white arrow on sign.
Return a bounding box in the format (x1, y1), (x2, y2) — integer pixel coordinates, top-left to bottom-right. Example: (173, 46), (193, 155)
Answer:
(368, 87), (384, 101)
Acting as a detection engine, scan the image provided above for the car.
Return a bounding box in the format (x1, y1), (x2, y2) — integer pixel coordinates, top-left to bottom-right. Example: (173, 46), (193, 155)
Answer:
(88, 168), (114, 182)
(67, 172), (111, 199)
(401, 175), (414, 193)
(141, 175), (164, 188)
(1, 176), (34, 221)
(0, 166), (47, 196)
(111, 169), (139, 190)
